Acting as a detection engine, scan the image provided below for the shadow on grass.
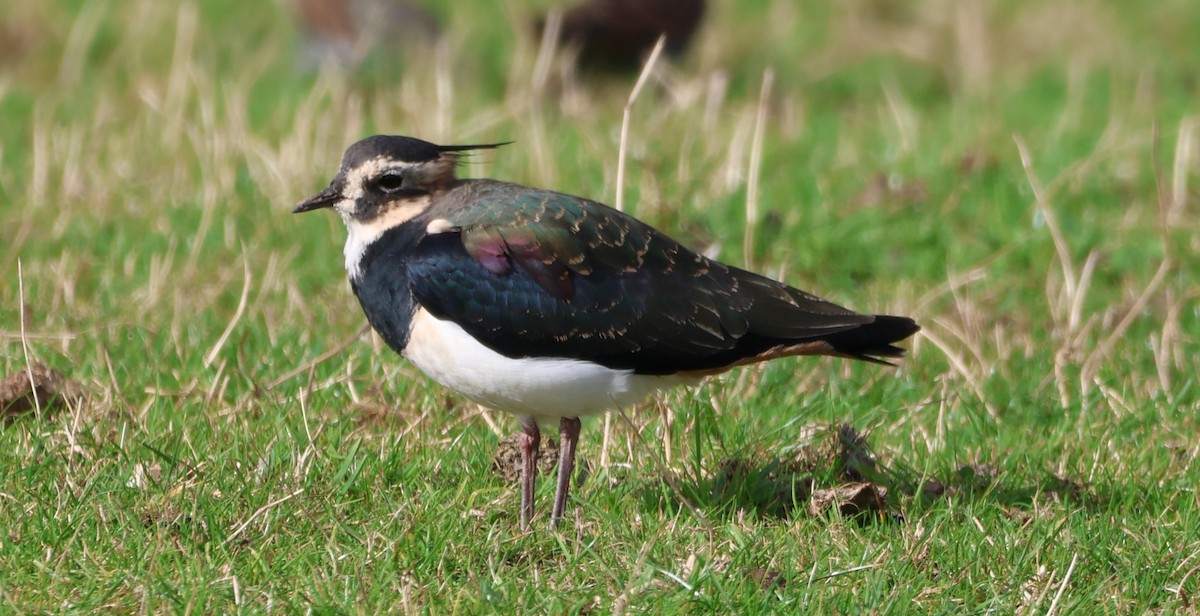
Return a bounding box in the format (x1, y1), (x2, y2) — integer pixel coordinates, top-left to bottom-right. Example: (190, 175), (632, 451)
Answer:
(632, 423), (1103, 522)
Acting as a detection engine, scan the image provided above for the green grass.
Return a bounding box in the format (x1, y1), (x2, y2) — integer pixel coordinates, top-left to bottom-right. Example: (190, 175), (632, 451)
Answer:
(2, 0), (1198, 612)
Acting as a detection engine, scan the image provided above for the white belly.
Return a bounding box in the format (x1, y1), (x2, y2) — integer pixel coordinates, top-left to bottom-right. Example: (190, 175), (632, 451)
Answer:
(403, 308), (686, 420)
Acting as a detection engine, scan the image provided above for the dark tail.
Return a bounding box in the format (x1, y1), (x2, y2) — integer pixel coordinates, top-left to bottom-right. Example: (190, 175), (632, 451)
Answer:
(824, 315), (920, 365)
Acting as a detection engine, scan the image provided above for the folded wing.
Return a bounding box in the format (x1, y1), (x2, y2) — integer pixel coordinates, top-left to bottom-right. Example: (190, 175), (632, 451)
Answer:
(408, 185), (916, 375)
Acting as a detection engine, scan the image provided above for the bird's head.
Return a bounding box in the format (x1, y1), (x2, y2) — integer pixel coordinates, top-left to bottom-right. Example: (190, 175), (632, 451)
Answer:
(293, 135), (508, 224)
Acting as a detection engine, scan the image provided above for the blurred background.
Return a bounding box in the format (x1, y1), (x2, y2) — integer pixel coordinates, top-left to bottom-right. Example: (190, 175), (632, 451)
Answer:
(1, 0), (1198, 611)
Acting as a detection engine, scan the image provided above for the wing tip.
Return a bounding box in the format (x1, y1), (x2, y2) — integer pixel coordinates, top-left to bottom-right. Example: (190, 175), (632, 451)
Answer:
(827, 315), (920, 365)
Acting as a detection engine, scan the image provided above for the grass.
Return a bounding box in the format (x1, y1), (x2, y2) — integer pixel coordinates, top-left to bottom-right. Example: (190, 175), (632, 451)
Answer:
(1, 0), (1198, 612)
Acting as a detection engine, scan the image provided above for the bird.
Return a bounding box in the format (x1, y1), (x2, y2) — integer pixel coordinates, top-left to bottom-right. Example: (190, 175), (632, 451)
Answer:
(293, 135), (919, 531)
(287, 0), (440, 71)
(536, 0), (707, 70)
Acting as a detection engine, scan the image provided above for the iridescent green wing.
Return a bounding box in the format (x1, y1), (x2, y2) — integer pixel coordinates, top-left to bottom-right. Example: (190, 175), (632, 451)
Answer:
(408, 183), (871, 374)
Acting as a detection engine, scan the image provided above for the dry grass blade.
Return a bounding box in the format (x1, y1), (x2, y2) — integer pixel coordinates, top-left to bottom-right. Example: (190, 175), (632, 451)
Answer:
(743, 68), (773, 269)
(611, 533), (659, 616)
(219, 489), (305, 548)
(1067, 250), (1100, 337)
(921, 322), (999, 418)
(17, 260), (41, 417)
(1168, 117), (1196, 227)
(57, 0), (106, 87)
(614, 404), (708, 526)
(268, 323), (371, 389)
(603, 35), (667, 468)
(810, 562), (881, 584)
(1079, 257), (1172, 391)
(1045, 553), (1080, 616)
(204, 248), (252, 368)
(614, 34), (667, 214)
(1174, 559), (1200, 608)
(531, 9), (562, 92)
(1014, 135), (1078, 317)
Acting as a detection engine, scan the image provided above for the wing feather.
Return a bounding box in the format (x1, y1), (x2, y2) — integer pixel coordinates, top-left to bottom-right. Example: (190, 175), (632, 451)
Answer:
(408, 184), (877, 374)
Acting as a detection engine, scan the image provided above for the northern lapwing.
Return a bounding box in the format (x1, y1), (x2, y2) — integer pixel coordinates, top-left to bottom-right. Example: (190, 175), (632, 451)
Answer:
(293, 135), (919, 530)
(537, 0), (707, 70)
(288, 0), (440, 70)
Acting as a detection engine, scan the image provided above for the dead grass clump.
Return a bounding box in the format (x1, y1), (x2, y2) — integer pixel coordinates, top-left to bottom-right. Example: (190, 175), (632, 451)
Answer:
(0, 361), (85, 423)
(492, 432), (563, 483)
(808, 482), (889, 518)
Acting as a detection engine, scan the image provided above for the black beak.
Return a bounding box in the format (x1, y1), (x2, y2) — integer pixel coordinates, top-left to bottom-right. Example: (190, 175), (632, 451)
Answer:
(293, 185), (341, 213)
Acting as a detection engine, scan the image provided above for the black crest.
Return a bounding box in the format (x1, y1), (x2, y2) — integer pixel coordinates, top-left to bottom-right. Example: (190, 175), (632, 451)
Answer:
(340, 135), (511, 169)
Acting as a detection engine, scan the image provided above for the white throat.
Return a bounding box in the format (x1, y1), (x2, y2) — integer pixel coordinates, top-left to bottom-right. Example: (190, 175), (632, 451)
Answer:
(343, 214), (381, 281)
(340, 196), (430, 281)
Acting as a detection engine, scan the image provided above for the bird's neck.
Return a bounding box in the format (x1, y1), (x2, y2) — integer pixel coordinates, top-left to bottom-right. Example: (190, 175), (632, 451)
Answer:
(347, 221), (427, 354)
(342, 193), (434, 280)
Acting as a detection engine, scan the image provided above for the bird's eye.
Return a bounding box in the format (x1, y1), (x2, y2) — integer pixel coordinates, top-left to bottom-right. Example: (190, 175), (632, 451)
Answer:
(376, 173), (405, 193)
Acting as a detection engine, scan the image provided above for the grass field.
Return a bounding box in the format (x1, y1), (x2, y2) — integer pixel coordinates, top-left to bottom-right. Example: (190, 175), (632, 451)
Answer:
(2, 0), (1198, 612)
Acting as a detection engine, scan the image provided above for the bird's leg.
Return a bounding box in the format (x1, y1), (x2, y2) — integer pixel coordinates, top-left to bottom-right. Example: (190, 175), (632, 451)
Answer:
(551, 416), (581, 529)
(518, 417), (540, 532)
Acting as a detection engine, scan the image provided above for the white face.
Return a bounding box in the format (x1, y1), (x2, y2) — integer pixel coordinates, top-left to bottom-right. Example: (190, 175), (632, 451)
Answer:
(333, 154), (458, 222)
(333, 156), (412, 222)
(335, 156), (438, 280)
(294, 146), (462, 280)
(342, 194), (432, 281)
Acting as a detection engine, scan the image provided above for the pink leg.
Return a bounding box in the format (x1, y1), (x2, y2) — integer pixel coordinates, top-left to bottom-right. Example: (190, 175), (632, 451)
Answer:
(551, 417), (581, 528)
(519, 418), (540, 531)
